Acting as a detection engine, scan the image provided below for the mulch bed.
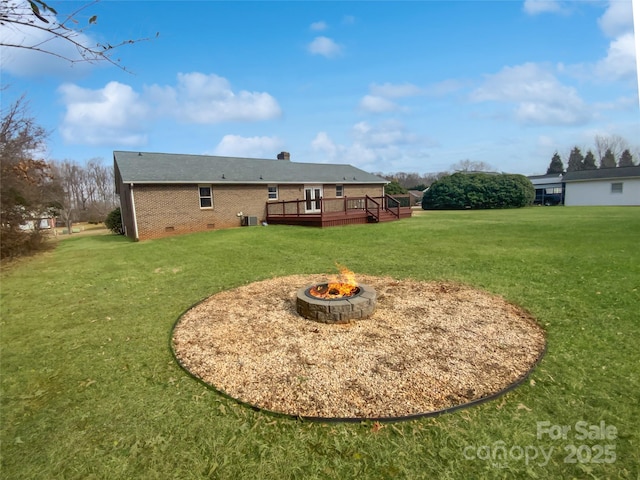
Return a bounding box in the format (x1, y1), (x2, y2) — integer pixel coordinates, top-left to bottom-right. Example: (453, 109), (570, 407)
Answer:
(172, 275), (546, 420)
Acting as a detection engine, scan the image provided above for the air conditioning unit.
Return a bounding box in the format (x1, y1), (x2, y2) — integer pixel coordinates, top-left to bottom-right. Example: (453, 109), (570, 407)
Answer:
(241, 216), (258, 226)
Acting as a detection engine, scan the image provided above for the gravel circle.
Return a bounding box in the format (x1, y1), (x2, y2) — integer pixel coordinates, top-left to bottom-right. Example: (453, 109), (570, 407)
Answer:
(172, 275), (546, 420)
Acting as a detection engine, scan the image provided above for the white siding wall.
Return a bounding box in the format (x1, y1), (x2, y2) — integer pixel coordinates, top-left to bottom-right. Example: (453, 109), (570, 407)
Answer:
(564, 179), (640, 206)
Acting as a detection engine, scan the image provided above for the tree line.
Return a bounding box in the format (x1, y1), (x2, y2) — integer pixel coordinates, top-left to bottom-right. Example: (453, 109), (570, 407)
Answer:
(546, 135), (637, 174)
(1, 95), (117, 259)
(378, 160), (495, 192)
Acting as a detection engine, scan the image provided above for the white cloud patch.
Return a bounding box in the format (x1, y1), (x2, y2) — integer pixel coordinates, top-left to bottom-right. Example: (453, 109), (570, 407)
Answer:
(423, 79), (466, 97)
(57, 72), (281, 147)
(369, 82), (422, 98)
(342, 15), (356, 25)
(310, 21), (328, 31)
(311, 132), (340, 160)
(598, 0), (633, 37)
(359, 82), (422, 114)
(351, 121), (419, 147)
(58, 82), (149, 146)
(359, 95), (400, 113)
(311, 120), (433, 170)
(148, 72), (281, 123)
(595, 32), (637, 80)
(213, 135), (284, 158)
(307, 36), (342, 58)
(471, 63), (591, 125)
(0, 1), (97, 77)
(522, 0), (565, 15)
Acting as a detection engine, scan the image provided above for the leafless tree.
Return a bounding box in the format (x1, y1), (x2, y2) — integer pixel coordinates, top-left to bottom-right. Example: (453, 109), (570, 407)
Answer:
(49, 158), (118, 230)
(594, 135), (629, 164)
(0, 94), (58, 258)
(86, 159), (117, 219)
(450, 159), (495, 172)
(1, 0), (155, 71)
(49, 161), (77, 233)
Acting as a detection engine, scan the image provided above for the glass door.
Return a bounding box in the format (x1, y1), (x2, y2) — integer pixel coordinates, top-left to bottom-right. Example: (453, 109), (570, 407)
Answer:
(304, 185), (322, 213)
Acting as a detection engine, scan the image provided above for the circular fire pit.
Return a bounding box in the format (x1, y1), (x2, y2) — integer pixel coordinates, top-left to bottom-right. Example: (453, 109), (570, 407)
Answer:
(172, 274), (547, 420)
(296, 283), (377, 324)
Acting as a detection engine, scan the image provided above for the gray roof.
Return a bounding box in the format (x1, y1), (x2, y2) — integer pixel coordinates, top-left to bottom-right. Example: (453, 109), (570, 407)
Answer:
(563, 166), (640, 182)
(528, 173), (563, 186)
(114, 151), (387, 185)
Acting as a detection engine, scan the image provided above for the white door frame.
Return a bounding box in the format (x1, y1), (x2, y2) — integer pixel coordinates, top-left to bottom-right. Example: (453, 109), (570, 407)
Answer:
(304, 185), (323, 213)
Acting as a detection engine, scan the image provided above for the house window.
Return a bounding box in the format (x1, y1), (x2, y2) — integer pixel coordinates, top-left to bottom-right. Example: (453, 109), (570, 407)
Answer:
(268, 185), (278, 200)
(611, 182), (623, 194)
(199, 185), (213, 208)
(336, 185), (344, 197)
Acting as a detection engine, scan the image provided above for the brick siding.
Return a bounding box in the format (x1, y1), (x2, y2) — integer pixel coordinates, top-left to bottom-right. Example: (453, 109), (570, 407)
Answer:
(128, 182), (384, 240)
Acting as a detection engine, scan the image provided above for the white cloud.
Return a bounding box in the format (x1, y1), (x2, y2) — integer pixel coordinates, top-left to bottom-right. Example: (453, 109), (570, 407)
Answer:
(58, 82), (149, 146)
(342, 15), (356, 25)
(423, 79), (466, 97)
(598, 0), (634, 37)
(359, 95), (400, 113)
(595, 32), (637, 80)
(148, 72), (282, 124)
(471, 63), (591, 125)
(311, 120), (432, 170)
(311, 131), (377, 166)
(311, 132), (339, 160)
(213, 135), (284, 158)
(307, 36), (342, 58)
(351, 121), (419, 147)
(561, 30), (637, 83)
(359, 82), (422, 114)
(57, 72), (281, 147)
(522, 0), (564, 15)
(369, 82), (422, 98)
(310, 21), (328, 31)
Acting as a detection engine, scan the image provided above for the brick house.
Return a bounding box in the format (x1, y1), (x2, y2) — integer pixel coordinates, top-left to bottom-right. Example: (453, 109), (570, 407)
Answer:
(114, 150), (407, 241)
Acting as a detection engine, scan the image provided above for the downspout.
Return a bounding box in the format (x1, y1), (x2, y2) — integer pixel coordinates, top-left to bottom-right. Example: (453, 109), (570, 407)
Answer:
(130, 183), (139, 241)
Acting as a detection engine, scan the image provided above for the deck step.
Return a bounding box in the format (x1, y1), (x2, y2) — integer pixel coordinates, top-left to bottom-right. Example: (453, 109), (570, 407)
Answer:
(368, 211), (401, 223)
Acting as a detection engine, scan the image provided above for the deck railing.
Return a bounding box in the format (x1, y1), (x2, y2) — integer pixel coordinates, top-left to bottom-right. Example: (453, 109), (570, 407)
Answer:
(365, 196), (381, 222)
(266, 195), (411, 220)
(384, 195), (400, 219)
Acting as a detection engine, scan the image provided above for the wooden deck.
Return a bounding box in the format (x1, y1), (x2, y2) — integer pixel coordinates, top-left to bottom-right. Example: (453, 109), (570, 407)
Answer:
(266, 195), (412, 227)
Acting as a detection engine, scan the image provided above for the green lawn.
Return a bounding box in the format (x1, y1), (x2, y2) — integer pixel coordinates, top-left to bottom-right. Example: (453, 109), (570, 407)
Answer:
(1, 207), (638, 479)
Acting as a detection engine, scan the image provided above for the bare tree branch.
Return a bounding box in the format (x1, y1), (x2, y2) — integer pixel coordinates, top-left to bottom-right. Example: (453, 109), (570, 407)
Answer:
(1, 0), (156, 73)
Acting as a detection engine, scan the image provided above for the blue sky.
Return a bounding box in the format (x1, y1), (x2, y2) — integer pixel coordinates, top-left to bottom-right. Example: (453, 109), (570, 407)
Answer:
(2, 0), (638, 175)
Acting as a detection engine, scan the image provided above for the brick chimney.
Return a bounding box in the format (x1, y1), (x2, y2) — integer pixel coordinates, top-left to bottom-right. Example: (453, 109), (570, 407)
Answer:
(277, 151), (290, 161)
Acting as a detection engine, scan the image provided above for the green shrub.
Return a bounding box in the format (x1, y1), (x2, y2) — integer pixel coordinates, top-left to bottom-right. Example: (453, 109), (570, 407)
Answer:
(104, 207), (124, 235)
(422, 172), (534, 210)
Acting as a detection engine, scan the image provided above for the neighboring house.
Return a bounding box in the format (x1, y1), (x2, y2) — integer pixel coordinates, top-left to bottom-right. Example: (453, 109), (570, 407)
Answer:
(563, 166), (640, 206)
(528, 174), (564, 205)
(114, 151), (409, 241)
(20, 217), (55, 231)
(407, 190), (424, 206)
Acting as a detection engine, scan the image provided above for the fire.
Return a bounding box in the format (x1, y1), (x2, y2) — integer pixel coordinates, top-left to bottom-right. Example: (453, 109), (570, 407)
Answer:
(309, 263), (359, 299)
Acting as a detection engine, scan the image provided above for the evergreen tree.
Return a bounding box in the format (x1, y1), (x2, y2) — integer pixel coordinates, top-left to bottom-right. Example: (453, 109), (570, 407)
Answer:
(567, 147), (585, 172)
(546, 152), (564, 174)
(618, 149), (635, 167)
(583, 150), (597, 170)
(600, 148), (617, 168)
(384, 180), (408, 195)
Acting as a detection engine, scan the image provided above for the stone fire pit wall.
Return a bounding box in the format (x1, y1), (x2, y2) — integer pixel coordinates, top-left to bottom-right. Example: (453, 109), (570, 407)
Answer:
(296, 284), (377, 324)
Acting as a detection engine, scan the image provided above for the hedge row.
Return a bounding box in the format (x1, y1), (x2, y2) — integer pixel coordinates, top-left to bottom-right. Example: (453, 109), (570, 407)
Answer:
(422, 173), (535, 210)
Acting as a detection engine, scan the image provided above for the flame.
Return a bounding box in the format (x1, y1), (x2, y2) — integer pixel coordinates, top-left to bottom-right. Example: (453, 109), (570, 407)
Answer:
(309, 263), (359, 299)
